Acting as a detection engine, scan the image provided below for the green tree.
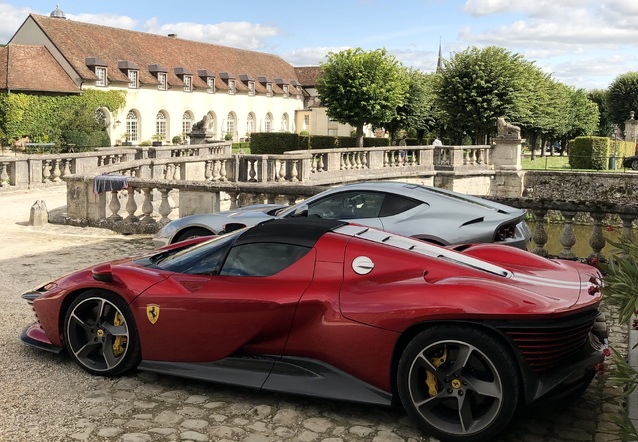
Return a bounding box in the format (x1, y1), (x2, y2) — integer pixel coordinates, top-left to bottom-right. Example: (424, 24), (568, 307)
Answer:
(382, 69), (436, 144)
(589, 89), (614, 137)
(316, 48), (409, 147)
(607, 72), (638, 128)
(434, 46), (531, 144)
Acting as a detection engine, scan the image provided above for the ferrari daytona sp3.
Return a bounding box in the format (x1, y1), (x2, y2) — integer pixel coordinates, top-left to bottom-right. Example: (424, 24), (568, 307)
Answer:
(21, 218), (606, 442)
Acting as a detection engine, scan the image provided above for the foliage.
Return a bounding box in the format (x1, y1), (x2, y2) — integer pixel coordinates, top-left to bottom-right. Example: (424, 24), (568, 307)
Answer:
(382, 69), (436, 144)
(607, 72), (638, 128)
(434, 46), (531, 144)
(0, 89), (126, 146)
(172, 135), (182, 145)
(317, 48), (409, 147)
(565, 87), (599, 140)
(250, 132), (300, 154)
(568, 136), (609, 170)
(589, 89), (615, 137)
(139, 140), (151, 146)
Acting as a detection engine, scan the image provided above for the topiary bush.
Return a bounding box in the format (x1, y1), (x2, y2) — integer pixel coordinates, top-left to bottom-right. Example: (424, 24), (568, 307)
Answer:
(568, 136), (609, 170)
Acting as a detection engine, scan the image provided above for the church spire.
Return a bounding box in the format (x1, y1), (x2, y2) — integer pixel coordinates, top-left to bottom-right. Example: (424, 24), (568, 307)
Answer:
(436, 37), (443, 72)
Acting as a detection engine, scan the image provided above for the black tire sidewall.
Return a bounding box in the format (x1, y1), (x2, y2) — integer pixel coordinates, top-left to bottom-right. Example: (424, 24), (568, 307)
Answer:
(174, 227), (214, 243)
(397, 325), (520, 442)
(64, 289), (141, 377)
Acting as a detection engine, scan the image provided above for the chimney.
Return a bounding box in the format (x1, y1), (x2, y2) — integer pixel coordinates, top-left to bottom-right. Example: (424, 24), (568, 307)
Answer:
(168, 34), (177, 38)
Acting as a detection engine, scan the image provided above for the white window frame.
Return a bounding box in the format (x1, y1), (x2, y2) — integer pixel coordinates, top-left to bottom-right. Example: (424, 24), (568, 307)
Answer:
(266, 83), (273, 97)
(265, 114), (273, 132)
(95, 67), (107, 87)
(226, 113), (235, 139)
(207, 77), (215, 93)
(283, 84), (289, 98)
(182, 112), (193, 136)
(126, 111), (138, 142)
(155, 112), (167, 141)
(228, 79), (236, 95)
(158, 72), (167, 91)
(247, 114), (254, 134)
(248, 81), (255, 96)
(183, 75), (192, 92)
(128, 70), (139, 89)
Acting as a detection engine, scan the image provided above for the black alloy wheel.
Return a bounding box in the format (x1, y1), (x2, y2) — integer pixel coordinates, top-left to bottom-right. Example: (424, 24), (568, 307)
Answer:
(64, 290), (141, 376)
(174, 227), (214, 243)
(397, 325), (520, 442)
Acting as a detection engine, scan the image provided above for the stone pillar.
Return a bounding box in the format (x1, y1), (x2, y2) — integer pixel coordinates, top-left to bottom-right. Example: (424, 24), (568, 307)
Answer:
(491, 137), (523, 171)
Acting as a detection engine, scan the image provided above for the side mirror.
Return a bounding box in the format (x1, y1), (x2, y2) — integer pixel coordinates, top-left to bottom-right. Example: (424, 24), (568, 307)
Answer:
(291, 204), (309, 218)
(222, 222), (246, 233)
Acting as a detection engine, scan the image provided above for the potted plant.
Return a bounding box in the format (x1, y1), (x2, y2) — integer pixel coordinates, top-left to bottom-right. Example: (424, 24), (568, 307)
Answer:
(171, 135), (182, 145)
(122, 132), (133, 146)
(152, 133), (163, 146)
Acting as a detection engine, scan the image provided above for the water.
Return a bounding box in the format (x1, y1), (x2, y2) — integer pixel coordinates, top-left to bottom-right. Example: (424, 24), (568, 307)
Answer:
(527, 222), (627, 258)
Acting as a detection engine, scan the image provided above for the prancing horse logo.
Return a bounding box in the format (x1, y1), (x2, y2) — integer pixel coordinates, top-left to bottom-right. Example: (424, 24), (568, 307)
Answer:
(146, 304), (160, 324)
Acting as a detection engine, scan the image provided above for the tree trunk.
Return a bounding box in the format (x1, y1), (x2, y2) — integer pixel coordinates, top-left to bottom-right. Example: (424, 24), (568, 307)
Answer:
(356, 124), (364, 148)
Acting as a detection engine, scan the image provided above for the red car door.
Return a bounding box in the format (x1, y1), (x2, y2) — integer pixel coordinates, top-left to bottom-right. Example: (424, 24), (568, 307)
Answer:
(131, 247), (317, 363)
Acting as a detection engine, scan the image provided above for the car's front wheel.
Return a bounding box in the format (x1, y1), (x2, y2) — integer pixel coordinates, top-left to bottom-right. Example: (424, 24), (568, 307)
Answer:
(173, 227), (214, 243)
(64, 290), (141, 376)
(397, 326), (519, 442)
(632, 160), (638, 170)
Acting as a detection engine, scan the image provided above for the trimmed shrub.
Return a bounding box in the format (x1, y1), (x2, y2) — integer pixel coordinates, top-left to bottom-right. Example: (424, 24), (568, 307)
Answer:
(568, 136), (609, 170)
(250, 132), (299, 154)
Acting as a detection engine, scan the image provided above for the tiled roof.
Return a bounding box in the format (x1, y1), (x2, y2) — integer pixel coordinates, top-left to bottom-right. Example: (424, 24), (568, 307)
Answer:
(28, 14), (299, 95)
(0, 44), (79, 93)
(294, 66), (322, 87)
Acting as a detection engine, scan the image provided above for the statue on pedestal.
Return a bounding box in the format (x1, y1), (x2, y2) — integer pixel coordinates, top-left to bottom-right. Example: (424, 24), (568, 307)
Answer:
(189, 114), (215, 144)
(496, 117), (521, 139)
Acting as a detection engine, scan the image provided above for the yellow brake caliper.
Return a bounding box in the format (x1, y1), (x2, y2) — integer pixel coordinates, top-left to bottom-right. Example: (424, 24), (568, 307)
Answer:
(425, 348), (447, 396)
(112, 312), (127, 357)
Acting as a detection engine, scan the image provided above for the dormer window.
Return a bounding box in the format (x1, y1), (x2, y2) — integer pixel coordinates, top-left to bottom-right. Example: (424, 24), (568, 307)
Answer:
(296, 86), (303, 99)
(248, 81), (255, 96)
(86, 57), (108, 87)
(266, 83), (273, 97)
(118, 61), (140, 89)
(128, 70), (138, 88)
(207, 77), (215, 93)
(183, 75), (192, 92)
(283, 84), (289, 98)
(158, 72), (167, 90)
(95, 67), (107, 87)
(228, 79), (236, 95)
(198, 69), (216, 94)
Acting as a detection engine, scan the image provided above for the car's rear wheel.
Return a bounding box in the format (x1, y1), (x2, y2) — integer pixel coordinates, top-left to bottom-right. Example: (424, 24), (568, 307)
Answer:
(64, 290), (140, 376)
(632, 160), (638, 170)
(397, 326), (519, 442)
(174, 227), (214, 243)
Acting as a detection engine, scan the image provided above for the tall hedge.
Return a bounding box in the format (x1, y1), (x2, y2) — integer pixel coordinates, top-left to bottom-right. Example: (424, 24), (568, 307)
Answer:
(250, 132), (390, 153)
(568, 136), (609, 170)
(250, 133), (300, 154)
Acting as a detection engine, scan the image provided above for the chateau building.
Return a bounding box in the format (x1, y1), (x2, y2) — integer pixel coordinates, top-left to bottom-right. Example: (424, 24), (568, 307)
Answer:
(0, 7), (356, 145)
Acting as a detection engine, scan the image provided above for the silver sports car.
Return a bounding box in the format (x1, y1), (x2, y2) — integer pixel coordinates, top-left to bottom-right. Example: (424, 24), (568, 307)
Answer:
(153, 182), (531, 249)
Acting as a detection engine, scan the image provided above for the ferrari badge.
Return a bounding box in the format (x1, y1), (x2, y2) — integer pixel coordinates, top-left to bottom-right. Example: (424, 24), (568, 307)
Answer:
(146, 304), (160, 324)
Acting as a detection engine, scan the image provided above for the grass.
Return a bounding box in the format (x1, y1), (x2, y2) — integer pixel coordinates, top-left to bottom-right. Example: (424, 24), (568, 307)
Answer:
(522, 154), (631, 172)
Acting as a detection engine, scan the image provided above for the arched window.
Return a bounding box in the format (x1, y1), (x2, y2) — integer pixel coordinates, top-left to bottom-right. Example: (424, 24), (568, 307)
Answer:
(125, 110), (139, 142)
(155, 111), (168, 141)
(226, 112), (235, 139)
(281, 113), (289, 132)
(182, 112), (193, 135)
(246, 113), (255, 134)
(265, 113), (273, 133)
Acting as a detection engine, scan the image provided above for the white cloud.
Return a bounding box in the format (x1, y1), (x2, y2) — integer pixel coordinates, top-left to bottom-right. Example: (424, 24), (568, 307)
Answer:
(0, 2), (33, 43)
(281, 46), (350, 66)
(141, 18), (281, 51)
(66, 13), (138, 30)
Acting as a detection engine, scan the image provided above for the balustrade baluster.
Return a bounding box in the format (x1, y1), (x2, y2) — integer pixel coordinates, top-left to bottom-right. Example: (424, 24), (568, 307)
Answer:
(42, 160), (51, 183)
(205, 161), (212, 181)
(108, 191), (122, 220)
(558, 211), (577, 259)
(174, 163), (181, 180)
(361, 152), (368, 169)
(158, 188), (172, 226)
(291, 160), (299, 182)
(383, 151), (389, 168)
(227, 192), (239, 210)
(125, 189), (138, 222)
(220, 160), (228, 181)
(140, 188), (155, 224)
(248, 159), (257, 181)
(531, 209), (548, 257)
(355, 152), (362, 169)
(620, 214), (635, 241)
(212, 160), (221, 181)
(476, 149), (483, 165)
(62, 159), (71, 178)
(165, 164), (174, 180)
(339, 154), (345, 170)
(317, 155), (325, 172)
(278, 160), (286, 182)
(0, 163), (9, 187)
(588, 212), (606, 260)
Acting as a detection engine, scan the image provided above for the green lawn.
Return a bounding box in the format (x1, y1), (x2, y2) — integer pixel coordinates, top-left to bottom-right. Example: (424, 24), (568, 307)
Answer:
(522, 154), (570, 170)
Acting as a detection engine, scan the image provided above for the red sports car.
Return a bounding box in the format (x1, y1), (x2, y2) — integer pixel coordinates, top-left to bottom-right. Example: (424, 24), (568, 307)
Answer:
(21, 218), (606, 442)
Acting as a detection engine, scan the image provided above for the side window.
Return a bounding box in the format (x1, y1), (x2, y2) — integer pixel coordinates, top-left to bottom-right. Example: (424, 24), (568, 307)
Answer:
(220, 243), (310, 277)
(307, 192), (384, 219)
(379, 194), (422, 217)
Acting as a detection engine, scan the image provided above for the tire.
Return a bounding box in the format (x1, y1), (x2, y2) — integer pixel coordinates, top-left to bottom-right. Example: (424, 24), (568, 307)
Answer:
(173, 227), (214, 243)
(397, 326), (520, 442)
(64, 290), (141, 377)
(632, 160), (638, 171)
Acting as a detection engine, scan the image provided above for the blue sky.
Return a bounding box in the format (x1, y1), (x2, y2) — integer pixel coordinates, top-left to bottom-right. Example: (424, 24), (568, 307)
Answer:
(2, 1), (637, 90)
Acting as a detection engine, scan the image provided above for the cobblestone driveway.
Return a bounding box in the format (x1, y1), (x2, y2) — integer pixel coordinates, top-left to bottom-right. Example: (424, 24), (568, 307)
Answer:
(0, 189), (626, 442)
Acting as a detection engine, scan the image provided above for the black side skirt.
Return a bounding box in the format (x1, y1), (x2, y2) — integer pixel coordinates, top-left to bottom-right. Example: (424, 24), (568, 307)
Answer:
(139, 355), (392, 406)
